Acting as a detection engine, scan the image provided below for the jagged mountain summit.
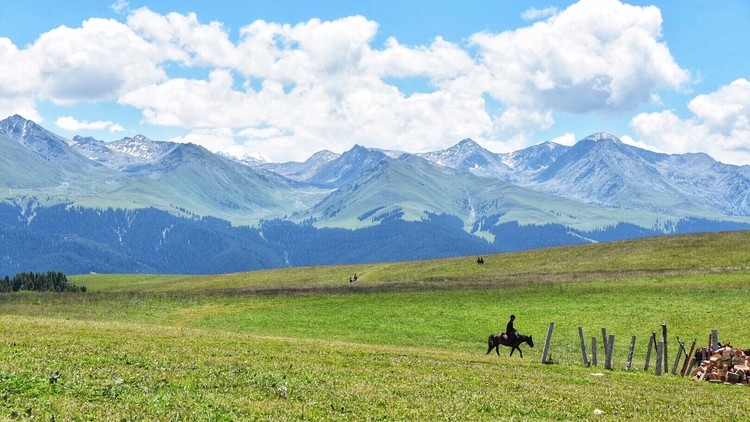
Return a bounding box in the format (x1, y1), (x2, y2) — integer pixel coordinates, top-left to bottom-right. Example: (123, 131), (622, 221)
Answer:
(1, 114), (102, 172)
(0, 115), (125, 195)
(109, 134), (177, 160)
(68, 134), (179, 171)
(260, 145), (391, 188)
(414, 132), (750, 218)
(524, 133), (750, 217)
(0, 115), (329, 225)
(417, 138), (515, 180)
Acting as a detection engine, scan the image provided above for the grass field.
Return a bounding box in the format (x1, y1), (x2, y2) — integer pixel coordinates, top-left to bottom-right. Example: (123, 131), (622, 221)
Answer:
(1, 231), (749, 420)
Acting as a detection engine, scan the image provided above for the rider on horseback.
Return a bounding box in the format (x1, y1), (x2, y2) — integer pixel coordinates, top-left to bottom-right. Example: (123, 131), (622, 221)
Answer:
(505, 314), (518, 341)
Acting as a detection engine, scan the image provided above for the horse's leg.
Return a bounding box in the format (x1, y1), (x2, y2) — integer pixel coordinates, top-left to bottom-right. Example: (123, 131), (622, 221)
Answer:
(518, 347), (523, 358)
(509, 347), (515, 357)
(487, 337), (500, 355)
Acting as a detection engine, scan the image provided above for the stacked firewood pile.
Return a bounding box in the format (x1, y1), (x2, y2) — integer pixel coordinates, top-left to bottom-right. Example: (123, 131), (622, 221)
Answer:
(691, 345), (750, 385)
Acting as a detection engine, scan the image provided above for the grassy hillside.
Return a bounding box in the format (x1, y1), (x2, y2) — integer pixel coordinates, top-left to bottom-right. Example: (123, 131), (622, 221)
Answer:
(1, 231), (749, 420)
(76, 230), (750, 293)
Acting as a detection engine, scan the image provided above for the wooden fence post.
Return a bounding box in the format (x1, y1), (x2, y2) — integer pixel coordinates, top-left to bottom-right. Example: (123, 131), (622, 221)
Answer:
(672, 337), (685, 375)
(601, 328), (608, 354)
(579, 327), (589, 366)
(655, 341), (664, 376)
(711, 329), (719, 350)
(644, 332), (656, 371)
(688, 336), (704, 376)
(661, 324), (668, 374)
(681, 338), (697, 377)
(626, 335), (636, 370)
(605, 334), (615, 370)
(592, 337), (598, 367)
(541, 322), (555, 364)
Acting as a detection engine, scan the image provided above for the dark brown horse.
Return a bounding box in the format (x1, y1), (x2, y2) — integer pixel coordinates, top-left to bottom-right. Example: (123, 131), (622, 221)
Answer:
(486, 333), (534, 357)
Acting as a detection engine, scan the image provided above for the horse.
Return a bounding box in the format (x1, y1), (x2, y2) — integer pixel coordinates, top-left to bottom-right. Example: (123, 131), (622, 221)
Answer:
(486, 333), (534, 358)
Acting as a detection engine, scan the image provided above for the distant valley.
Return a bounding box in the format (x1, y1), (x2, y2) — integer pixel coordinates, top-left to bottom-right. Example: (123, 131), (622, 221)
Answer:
(2, 114), (749, 275)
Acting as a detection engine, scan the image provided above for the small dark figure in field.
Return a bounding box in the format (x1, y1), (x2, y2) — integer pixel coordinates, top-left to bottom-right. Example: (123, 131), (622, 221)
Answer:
(486, 333), (534, 357)
(476, 256), (484, 264)
(349, 273), (359, 283)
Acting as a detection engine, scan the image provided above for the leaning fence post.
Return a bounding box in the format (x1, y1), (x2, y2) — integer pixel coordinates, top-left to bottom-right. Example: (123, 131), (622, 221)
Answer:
(644, 332), (656, 371)
(689, 336), (706, 376)
(681, 338), (697, 377)
(655, 341), (664, 376)
(601, 328), (608, 354)
(541, 322), (555, 364)
(626, 335), (636, 370)
(579, 327), (589, 366)
(672, 337), (685, 375)
(592, 337), (598, 366)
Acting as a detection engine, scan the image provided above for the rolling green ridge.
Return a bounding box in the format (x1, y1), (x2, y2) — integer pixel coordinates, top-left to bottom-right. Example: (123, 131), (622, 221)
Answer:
(1, 231), (749, 420)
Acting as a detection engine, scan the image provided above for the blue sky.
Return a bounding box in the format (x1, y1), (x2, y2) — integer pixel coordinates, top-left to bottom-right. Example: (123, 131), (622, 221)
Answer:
(1, 1), (749, 164)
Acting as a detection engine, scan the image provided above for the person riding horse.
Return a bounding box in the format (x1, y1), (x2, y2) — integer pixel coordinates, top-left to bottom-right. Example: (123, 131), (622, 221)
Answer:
(487, 314), (532, 357)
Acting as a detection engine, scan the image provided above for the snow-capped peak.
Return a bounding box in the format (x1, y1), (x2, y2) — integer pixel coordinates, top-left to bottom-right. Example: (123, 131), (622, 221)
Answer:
(582, 132), (621, 143)
(108, 135), (176, 160)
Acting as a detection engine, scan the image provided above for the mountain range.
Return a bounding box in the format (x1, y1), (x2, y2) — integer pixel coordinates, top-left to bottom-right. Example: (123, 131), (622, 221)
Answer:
(2, 114), (749, 275)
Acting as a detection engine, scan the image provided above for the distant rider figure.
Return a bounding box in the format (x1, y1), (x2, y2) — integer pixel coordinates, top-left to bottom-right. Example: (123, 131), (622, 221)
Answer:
(505, 314), (518, 341)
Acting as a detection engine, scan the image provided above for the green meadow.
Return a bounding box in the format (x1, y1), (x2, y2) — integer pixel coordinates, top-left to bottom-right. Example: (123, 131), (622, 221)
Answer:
(1, 231), (749, 420)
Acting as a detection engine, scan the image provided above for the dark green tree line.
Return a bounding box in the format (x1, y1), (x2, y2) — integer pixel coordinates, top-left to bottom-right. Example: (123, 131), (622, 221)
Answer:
(0, 271), (86, 293)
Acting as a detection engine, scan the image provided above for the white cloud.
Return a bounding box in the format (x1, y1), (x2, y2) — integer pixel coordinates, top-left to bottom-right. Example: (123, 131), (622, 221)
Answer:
(0, 38), (39, 96)
(521, 6), (559, 21)
(687, 78), (750, 136)
(118, 14), (492, 160)
(170, 127), (235, 152)
(363, 36), (475, 82)
(550, 132), (578, 146)
(0, 1), (693, 161)
(56, 116), (124, 133)
(127, 8), (238, 67)
(111, 0), (129, 14)
(0, 17), (166, 105)
(469, 0), (689, 117)
(630, 78), (750, 165)
(0, 97), (41, 123)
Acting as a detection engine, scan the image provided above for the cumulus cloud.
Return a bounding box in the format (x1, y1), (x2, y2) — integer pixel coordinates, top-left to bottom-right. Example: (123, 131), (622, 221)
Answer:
(56, 116), (125, 133)
(631, 78), (750, 165)
(469, 0), (689, 119)
(0, 0), (692, 161)
(127, 8), (238, 67)
(1, 17), (166, 105)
